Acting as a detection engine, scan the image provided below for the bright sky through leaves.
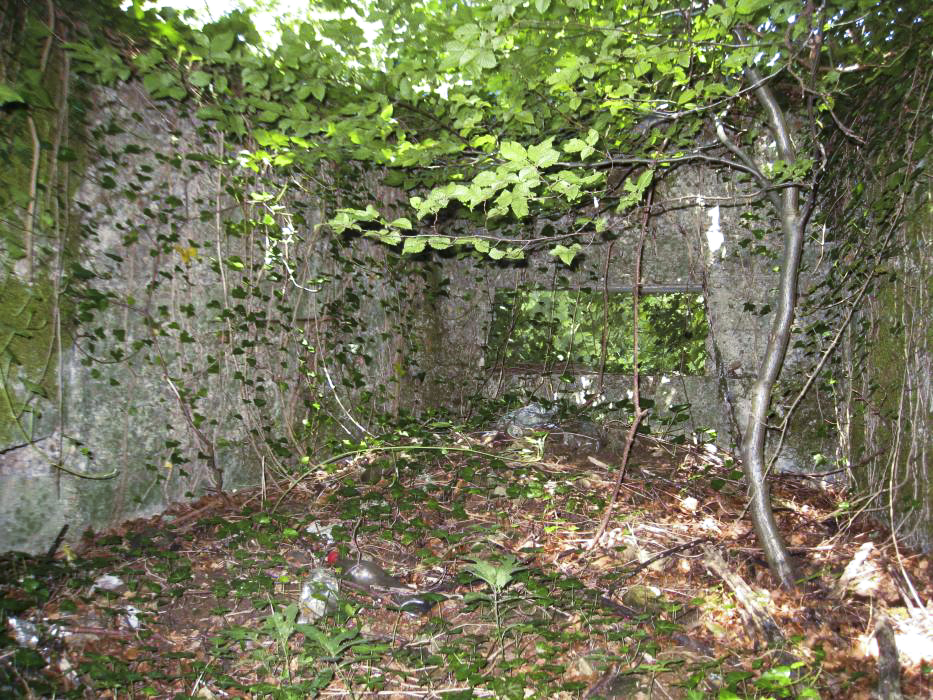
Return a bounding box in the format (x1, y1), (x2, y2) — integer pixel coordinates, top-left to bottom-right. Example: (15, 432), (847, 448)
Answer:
(123, 0), (379, 48)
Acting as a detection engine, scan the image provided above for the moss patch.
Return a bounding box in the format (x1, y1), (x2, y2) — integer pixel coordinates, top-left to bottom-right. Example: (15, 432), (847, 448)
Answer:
(0, 275), (60, 444)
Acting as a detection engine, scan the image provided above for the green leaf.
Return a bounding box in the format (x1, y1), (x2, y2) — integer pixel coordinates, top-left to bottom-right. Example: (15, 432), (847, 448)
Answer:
(510, 193), (529, 218)
(528, 138), (559, 168)
(309, 81), (326, 101)
(475, 49), (498, 70)
(564, 138), (586, 154)
(471, 134), (497, 150)
(735, 0), (770, 14)
(189, 70), (211, 88)
(0, 83), (25, 106)
(465, 555), (525, 591)
(196, 106), (224, 120)
(500, 141), (528, 163)
(635, 168), (655, 190)
(428, 236), (452, 250)
(550, 243), (581, 266)
(209, 31), (235, 54)
(368, 229), (401, 246)
(329, 211), (358, 234)
(402, 237), (427, 254)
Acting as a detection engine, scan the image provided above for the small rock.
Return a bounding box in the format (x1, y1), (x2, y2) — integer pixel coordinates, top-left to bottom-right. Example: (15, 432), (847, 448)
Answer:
(89, 574), (125, 594)
(680, 496), (699, 513)
(621, 585), (664, 614)
(559, 419), (604, 452)
(834, 542), (883, 599)
(305, 523), (337, 546)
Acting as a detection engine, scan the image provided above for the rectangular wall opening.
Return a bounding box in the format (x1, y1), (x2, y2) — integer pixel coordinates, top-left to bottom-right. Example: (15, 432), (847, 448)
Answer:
(487, 288), (708, 375)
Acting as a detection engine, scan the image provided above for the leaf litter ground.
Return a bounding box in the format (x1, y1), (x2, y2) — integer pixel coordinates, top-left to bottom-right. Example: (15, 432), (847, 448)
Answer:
(2, 432), (932, 698)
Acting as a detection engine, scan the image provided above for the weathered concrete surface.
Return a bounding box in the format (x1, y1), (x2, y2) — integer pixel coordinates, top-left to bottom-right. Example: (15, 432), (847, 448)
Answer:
(0, 84), (429, 554)
(0, 86), (258, 553)
(0, 85), (836, 554)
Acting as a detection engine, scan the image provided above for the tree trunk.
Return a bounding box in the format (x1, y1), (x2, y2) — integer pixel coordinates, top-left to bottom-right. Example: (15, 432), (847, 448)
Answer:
(739, 67), (802, 590)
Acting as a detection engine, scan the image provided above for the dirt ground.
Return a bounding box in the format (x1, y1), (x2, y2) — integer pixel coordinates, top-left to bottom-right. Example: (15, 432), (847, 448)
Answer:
(2, 432), (932, 698)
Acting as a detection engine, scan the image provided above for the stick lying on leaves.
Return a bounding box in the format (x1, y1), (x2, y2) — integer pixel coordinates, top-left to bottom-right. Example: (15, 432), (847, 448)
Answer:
(875, 615), (903, 700)
(607, 537), (711, 593)
(700, 544), (785, 649)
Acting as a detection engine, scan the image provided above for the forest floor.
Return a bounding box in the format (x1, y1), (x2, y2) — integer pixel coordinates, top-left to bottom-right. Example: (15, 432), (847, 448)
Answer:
(2, 428), (933, 699)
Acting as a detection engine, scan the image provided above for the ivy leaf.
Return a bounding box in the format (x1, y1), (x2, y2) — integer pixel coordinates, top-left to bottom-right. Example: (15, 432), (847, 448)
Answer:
(735, 0), (770, 14)
(71, 263), (96, 281)
(189, 70), (211, 88)
(209, 31), (235, 55)
(309, 81), (326, 101)
(550, 243), (581, 266)
(174, 244), (198, 264)
(196, 106), (224, 120)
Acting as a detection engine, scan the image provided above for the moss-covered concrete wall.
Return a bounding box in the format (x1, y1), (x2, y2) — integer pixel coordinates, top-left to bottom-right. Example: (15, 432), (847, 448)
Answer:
(0, 78), (841, 555)
(0, 84), (248, 552)
(848, 178), (933, 550)
(0, 81), (438, 554)
(0, 277), (62, 445)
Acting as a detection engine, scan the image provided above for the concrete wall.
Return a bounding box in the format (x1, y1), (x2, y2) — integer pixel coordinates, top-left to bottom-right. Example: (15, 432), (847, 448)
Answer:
(0, 86), (834, 554)
(1, 86), (261, 553)
(0, 84), (436, 554)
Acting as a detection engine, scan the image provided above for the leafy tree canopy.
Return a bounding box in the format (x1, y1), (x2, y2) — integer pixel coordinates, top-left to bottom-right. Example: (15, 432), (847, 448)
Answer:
(64, 0), (930, 263)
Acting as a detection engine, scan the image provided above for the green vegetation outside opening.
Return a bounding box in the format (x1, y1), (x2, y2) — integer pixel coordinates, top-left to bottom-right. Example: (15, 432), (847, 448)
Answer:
(487, 289), (708, 375)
